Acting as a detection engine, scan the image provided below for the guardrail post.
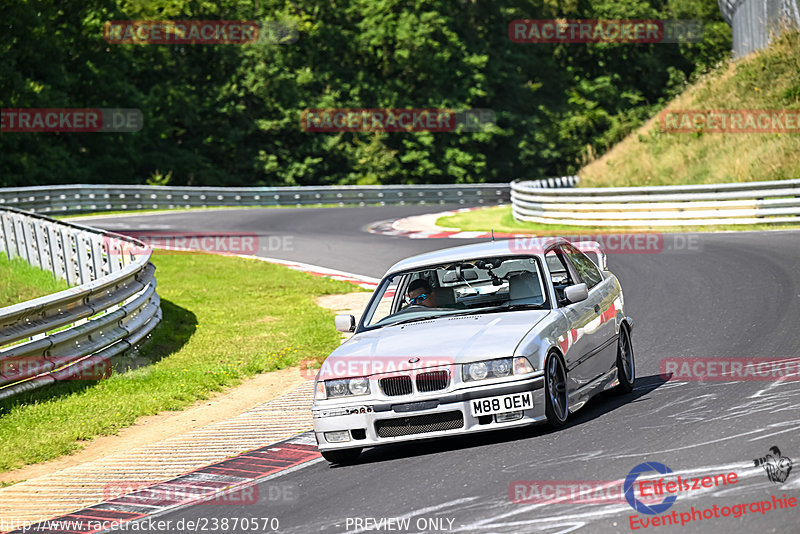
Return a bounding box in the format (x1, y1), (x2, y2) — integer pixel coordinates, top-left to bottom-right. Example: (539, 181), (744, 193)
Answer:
(22, 218), (40, 268)
(33, 220), (51, 274)
(0, 212), (12, 258)
(61, 228), (78, 286)
(105, 235), (123, 273)
(92, 236), (107, 279)
(47, 224), (66, 280)
(76, 233), (94, 283)
(12, 214), (29, 262)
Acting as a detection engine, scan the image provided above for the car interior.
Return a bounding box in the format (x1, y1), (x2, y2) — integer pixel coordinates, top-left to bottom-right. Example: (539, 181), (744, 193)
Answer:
(406, 257), (548, 310)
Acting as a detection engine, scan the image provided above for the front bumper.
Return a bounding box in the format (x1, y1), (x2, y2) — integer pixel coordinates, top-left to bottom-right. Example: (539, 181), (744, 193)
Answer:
(312, 375), (545, 451)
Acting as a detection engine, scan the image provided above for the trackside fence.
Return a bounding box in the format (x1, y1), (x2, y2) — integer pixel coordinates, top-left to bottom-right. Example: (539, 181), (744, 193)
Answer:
(512, 178), (800, 226)
(0, 207), (161, 401)
(0, 184), (514, 215)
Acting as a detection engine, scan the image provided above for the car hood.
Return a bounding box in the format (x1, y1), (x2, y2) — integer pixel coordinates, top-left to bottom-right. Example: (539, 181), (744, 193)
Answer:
(319, 310), (551, 379)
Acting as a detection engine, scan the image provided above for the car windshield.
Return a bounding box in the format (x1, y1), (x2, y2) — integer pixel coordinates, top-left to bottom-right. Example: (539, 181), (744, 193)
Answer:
(361, 255), (548, 329)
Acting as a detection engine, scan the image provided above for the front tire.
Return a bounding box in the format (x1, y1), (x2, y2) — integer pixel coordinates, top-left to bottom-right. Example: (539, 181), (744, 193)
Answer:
(614, 324), (635, 394)
(544, 352), (569, 427)
(321, 447), (362, 465)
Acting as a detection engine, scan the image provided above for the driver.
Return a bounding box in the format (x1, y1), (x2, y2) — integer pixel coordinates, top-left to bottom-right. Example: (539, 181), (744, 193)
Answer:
(406, 279), (438, 308)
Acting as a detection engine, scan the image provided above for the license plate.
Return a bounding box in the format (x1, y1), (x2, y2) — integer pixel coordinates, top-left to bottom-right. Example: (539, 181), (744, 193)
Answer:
(470, 392), (533, 416)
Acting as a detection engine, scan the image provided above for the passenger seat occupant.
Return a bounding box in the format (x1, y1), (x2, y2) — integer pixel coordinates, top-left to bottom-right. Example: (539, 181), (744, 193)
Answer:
(508, 271), (544, 305)
(407, 279), (439, 308)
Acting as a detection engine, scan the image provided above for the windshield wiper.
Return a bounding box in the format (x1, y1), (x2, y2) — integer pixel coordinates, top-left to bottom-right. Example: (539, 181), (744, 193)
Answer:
(501, 303), (547, 310)
(391, 314), (451, 326)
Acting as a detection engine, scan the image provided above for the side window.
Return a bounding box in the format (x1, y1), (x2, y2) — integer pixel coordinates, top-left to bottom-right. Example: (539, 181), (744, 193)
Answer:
(545, 248), (574, 306)
(545, 249), (572, 285)
(563, 244), (602, 289)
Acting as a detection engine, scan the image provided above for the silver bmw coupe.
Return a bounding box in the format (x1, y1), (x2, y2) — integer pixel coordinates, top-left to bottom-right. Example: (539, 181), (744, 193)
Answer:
(312, 238), (635, 464)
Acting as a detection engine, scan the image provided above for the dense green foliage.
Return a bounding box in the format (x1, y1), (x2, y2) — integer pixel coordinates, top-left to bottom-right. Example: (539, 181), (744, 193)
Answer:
(1, 0), (730, 187)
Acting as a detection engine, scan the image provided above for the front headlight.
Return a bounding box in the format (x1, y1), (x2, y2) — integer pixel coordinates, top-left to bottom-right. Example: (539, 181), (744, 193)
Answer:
(492, 359), (512, 377)
(463, 357), (534, 382)
(318, 377), (371, 399)
(468, 361), (489, 381)
(348, 377), (369, 395)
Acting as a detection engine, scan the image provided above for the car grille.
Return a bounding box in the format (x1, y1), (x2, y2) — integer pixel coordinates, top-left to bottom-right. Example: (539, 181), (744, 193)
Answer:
(375, 411), (464, 438)
(380, 375), (412, 396)
(416, 370), (449, 393)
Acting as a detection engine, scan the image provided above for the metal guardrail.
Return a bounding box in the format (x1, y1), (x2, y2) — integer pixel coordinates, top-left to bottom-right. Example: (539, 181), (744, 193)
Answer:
(519, 176), (580, 189)
(719, 0), (800, 56)
(512, 178), (800, 226)
(0, 184), (513, 215)
(0, 207), (161, 401)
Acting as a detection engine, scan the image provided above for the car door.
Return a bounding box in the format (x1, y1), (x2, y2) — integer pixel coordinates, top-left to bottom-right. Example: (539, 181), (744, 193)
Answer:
(544, 245), (600, 390)
(561, 243), (618, 382)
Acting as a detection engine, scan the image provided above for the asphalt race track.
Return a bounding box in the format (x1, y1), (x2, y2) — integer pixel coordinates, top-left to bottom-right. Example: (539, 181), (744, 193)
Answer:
(86, 207), (800, 533)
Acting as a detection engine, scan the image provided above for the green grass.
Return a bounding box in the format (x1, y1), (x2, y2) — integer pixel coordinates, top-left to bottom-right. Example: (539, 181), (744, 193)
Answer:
(437, 205), (800, 234)
(0, 251), (363, 472)
(580, 31), (800, 187)
(0, 253), (70, 308)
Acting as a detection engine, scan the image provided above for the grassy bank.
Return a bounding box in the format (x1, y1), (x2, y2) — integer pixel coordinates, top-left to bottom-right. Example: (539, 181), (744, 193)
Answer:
(436, 205), (800, 234)
(0, 253), (70, 308)
(580, 31), (800, 187)
(0, 251), (361, 472)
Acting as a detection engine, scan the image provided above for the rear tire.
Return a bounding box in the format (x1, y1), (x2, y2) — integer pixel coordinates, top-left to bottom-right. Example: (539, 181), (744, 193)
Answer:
(544, 352), (569, 427)
(614, 324), (635, 394)
(321, 447), (362, 465)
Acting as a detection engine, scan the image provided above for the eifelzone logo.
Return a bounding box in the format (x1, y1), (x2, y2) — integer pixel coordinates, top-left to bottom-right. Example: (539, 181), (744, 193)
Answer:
(754, 446), (793, 484)
(624, 462), (678, 515)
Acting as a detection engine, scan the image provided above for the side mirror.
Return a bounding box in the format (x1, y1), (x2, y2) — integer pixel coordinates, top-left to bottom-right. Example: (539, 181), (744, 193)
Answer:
(334, 314), (356, 333)
(564, 283), (589, 304)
